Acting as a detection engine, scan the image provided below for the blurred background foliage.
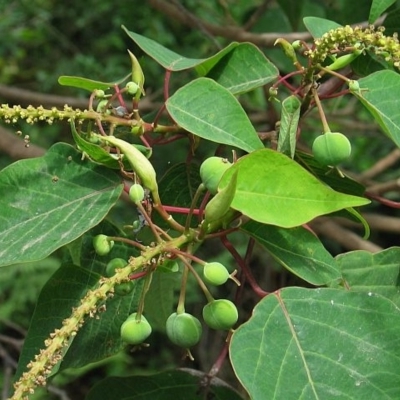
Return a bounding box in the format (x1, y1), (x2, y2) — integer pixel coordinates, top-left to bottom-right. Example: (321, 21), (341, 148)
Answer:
(1, 1), (400, 398)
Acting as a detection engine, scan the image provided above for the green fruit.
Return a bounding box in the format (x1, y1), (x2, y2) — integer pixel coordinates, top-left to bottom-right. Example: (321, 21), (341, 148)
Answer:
(203, 262), (230, 286)
(129, 183), (145, 204)
(200, 157), (232, 195)
(126, 81), (139, 95)
(312, 132), (351, 166)
(120, 313), (152, 344)
(105, 258), (128, 277)
(202, 299), (238, 330)
(114, 281), (134, 296)
(93, 234), (114, 256)
(166, 312), (202, 348)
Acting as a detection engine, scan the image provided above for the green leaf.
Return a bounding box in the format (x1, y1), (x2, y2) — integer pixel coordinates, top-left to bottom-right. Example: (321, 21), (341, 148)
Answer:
(0, 143), (123, 267)
(369, 0), (397, 23)
(303, 17), (341, 38)
(277, 0), (305, 30)
(219, 149), (370, 228)
(58, 74), (129, 91)
(85, 369), (244, 400)
(278, 95), (301, 158)
(231, 287), (400, 400)
(241, 221), (340, 286)
(205, 43), (279, 95)
(123, 26), (238, 72)
(334, 247), (400, 306)
(353, 70), (400, 148)
(166, 78), (264, 153)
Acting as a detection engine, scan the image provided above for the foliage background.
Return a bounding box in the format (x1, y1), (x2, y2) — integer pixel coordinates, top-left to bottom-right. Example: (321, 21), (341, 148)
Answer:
(1, 0), (400, 399)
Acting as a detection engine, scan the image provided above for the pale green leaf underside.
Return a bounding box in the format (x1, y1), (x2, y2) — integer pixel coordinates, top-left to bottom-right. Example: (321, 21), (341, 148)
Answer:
(231, 287), (400, 400)
(220, 149), (369, 228)
(0, 143), (123, 266)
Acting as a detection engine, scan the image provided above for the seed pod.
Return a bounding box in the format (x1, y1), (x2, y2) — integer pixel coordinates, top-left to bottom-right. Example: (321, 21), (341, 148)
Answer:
(100, 135), (158, 194)
(200, 157), (232, 195)
(166, 312), (202, 348)
(92, 234), (114, 256)
(312, 132), (352, 166)
(127, 50), (145, 97)
(203, 299), (238, 330)
(326, 49), (362, 71)
(120, 313), (152, 344)
(203, 262), (230, 286)
(129, 183), (145, 204)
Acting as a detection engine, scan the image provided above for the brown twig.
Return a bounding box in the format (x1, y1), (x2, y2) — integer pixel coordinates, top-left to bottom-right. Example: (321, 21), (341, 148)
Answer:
(360, 148), (400, 181)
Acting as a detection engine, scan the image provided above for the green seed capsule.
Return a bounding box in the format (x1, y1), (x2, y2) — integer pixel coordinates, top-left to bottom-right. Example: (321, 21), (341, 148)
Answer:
(120, 313), (152, 344)
(105, 258), (128, 277)
(93, 234), (114, 256)
(203, 262), (230, 286)
(312, 132), (352, 166)
(129, 183), (145, 204)
(166, 312), (202, 348)
(200, 157), (232, 195)
(203, 299), (238, 330)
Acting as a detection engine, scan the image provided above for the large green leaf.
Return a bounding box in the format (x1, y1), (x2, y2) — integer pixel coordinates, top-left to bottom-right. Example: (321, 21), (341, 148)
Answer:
(86, 369), (244, 400)
(241, 221), (339, 286)
(353, 70), (400, 148)
(219, 149), (370, 228)
(166, 78), (264, 153)
(58, 74), (129, 92)
(333, 247), (400, 306)
(0, 143), (123, 267)
(231, 287), (400, 400)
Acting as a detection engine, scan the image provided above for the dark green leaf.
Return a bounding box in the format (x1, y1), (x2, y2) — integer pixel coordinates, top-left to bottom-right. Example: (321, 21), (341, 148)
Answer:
(123, 26), (237, 72)
(369, 0), (397, 23)
(241, 221), (340, 286)
(86, 369), (244, 400)
(231, 287), (400, 400)
(0, 143), (123, 267)
(277, 0), (305, 30)
(166, 78), (264, 153)
(353, 70), (400, 148)
(278, 95), (301, 158)
(205, 43), (279, 95)
(219, 149), (370, 228)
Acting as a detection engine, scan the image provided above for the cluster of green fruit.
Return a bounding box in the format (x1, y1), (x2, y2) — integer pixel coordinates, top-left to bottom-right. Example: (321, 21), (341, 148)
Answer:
(119, 261), (238, 348)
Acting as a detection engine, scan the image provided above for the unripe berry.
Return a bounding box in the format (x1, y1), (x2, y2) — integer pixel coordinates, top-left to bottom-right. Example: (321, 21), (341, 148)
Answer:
(126, 81), (139, 95)
(114, 281), (134, 296)
(200, 157), (232, 195)
(166, 312), (202, 348)
(120, 313), (152, 344)
(93, 234), (114, 256)
(202, 299), (238, 330)
(312, 132), (351, 166)
(105, 258), (128, 277)
(129, 183), (145, 204)
(203, 262), (230, 286)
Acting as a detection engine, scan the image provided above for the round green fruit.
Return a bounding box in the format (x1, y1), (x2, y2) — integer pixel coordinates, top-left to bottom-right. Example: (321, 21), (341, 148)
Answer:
(120, 313), (152, 344)
(312, 132), (352, 166)
(166, 312), (202, 348)
(200, 157), (232, 195)
(129, 183), (145, 204)
(203, 262), (229, 286)
(93, 234), (114, 256)
(114, 281), (134, 296)
(105, 258), (128, 277)
(126, 81), (139, 95)
(202, 299), (238, 330)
